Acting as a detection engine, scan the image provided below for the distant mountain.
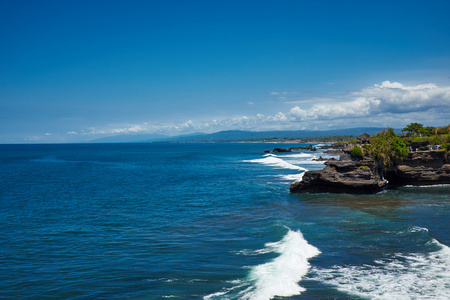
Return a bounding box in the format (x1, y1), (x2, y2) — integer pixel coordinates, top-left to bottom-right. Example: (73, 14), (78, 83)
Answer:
(160, 127), (389, 142)
(89, 127), (390, 143)
(89, 133), (169, 143)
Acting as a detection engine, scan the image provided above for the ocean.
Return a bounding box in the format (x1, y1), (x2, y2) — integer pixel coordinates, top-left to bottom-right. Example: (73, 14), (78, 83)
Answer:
(0, 142), (449, 299)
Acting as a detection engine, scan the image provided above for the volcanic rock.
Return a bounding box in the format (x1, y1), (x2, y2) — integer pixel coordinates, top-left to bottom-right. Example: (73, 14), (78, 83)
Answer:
(386, 151), (450, 186)
(290, 156), (386, 194)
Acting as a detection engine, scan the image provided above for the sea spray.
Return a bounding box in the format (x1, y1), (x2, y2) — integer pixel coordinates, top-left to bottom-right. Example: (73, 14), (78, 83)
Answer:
(278, 173), (306, 182)
(241, 229), (321, 299)
(312, 226), (450, 299)
(243, 155), (308, 171)
(205, 229), (320, 300)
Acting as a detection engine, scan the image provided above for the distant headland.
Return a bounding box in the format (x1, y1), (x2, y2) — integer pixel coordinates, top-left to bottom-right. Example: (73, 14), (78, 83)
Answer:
(289, 123), (450, 194)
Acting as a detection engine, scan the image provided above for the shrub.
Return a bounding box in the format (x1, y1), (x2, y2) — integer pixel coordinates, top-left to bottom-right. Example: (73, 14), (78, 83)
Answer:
(350, 145), (364, 159)
(437, 125), (450, 134)
(366, 128), (408, 168)
(441, 143), (450, 152)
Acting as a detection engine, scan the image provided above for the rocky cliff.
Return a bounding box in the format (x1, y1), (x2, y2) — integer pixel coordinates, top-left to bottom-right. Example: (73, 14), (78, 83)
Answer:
(386, 151), (450, 186)
(290, 156), (386, 194)
(290, 150), (450, 194)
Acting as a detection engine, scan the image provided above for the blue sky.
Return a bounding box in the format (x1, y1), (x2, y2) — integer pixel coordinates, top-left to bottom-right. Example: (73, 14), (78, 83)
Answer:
(1, 0), (450, 143)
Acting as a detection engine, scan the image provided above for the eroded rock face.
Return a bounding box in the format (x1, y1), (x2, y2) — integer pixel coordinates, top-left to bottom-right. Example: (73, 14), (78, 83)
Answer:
(273, 148), (291, 153)
(290, 156), (386, 194)
(386, 151), (450, 185)
(272, 145), (317, 153)
(290, 150), (450, 194)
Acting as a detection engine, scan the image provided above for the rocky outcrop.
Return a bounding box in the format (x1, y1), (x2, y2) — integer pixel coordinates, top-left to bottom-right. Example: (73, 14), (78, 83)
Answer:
(319, 143), (350, 155)
(288, 145), (317, 152)
(273, 145), (317, 153)
(319, 143), (346, 150)
(386, 151), (450, 185)
(312, 156), (336, 162)
(273, 148), (291, 153)
(290, 150), (450, 194)
(290, 156), (386, 194)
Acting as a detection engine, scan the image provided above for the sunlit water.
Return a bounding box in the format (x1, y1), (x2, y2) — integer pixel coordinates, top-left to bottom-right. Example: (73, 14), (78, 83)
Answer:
(1, 143), (449, 299)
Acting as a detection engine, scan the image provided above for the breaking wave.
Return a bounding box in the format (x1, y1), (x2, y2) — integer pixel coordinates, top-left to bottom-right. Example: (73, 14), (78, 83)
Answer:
(204, 229), (320, 300)
(312, 226), (450, 299)
(243, 155), (308, 171)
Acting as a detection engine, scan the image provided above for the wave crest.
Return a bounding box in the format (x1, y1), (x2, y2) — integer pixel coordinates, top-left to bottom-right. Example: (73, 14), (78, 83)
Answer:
(205, 229), (320, 300)
(312, 230), (450, 299)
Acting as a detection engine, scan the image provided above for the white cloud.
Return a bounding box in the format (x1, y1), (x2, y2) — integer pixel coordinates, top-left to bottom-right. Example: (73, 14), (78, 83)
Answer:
(375, 81), (437, 90)
(111, 125), (148, 134)
(353, 81), (450, 114)
(183, 120), (194, 128)
(290, 81), (450, 121)
(67, 81), (450, 141)
(289, 98), (376, 121)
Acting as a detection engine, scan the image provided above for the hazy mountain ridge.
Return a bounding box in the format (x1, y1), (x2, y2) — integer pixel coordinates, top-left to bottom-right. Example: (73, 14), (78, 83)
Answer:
(89, 127), (390, 143)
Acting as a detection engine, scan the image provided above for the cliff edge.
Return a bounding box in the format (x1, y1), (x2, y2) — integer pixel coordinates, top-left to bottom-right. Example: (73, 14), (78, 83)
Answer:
(290, 150), (450, 194)
(386, 151), (450, 186)
(290, 156), (386, 194)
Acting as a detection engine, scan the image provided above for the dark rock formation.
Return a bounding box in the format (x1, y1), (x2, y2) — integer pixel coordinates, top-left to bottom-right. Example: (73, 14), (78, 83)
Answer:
(319, 143), (346, 150)
(273, 145), (317, 153)
(312, 156), (327, 161)
(386, 151), (450, 186)
(312, 156), (336, 162)
(273, 148), (291, 153)
(290, 150), (450, 194)
(323, 149), (343, 155)
(290, 156), (386, 194)
(288, 145), (317, 152)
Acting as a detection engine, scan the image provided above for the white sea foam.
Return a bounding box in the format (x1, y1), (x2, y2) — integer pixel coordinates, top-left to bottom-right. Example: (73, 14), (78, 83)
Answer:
(278, 173), (305, 182)
(403, 184), (450, 188)
(313, 227), (450, 299)
(203, 280), (248, 300)
(205, 229), (320, 300)
(281, 153), (313, 158)
(240, 229), (321, 300)
(244, 156), (308, 171)
(288, 159), (327, 165)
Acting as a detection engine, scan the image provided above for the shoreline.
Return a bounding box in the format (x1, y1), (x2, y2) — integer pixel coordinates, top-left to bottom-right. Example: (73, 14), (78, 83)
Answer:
(290, 143), (450, 194)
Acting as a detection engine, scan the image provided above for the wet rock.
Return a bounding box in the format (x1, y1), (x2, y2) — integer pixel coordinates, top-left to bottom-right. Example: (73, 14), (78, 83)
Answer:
(273, 148), (291, 153)
(386, 151), (450, 186)
(290, 157), (386, 194)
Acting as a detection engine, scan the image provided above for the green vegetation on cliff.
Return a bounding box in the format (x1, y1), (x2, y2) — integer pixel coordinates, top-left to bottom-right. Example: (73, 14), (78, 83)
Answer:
(360, 123), (450, 173)
(401, 123), (450, 149)
(365, 128), (408, 169)
(350, 145), (364, 159)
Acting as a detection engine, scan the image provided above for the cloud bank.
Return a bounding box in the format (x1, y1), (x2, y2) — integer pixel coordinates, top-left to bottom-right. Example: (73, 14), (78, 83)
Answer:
(66, 81), (450, 140)
(289, 81), (450, 121)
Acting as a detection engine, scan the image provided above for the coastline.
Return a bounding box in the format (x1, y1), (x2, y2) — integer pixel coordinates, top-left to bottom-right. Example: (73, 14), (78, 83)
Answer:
(289, 142), (450, 194)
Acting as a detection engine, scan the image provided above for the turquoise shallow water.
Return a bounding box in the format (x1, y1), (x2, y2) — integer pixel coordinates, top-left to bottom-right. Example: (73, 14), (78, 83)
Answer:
(0, 143), (449, 299)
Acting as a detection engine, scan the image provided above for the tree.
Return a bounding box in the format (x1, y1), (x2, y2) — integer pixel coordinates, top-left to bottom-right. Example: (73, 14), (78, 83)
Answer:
(350, 145), (364, 159)
(419, 126), (435, 136)
(366, 128), (408, 171)
(437, 124), (450, 134)
(402, 122), (423, 136)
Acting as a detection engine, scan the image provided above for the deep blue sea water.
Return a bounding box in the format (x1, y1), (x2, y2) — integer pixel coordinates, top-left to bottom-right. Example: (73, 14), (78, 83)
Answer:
(0, 143), (449, 299)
